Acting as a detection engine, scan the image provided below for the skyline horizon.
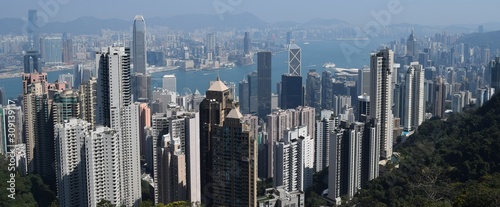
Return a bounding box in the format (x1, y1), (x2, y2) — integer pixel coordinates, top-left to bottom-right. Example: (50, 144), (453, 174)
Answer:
(2, 1), (500, 27)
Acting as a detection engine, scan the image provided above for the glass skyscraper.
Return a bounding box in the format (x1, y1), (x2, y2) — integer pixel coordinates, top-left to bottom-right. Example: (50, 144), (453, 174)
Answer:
(133, 15), (147, 74)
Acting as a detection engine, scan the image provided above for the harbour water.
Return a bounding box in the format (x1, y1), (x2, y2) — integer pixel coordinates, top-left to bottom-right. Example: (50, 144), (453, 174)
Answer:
(0, 38), (392, 100)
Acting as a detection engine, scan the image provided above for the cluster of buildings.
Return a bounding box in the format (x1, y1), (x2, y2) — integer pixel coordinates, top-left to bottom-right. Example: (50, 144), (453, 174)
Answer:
(1, 9), (500, 207)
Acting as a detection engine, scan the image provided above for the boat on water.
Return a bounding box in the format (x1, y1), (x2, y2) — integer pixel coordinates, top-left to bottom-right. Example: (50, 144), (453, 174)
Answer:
(307, 64), (316, 68)
(323, 62), (336, 68)
(304, 42), (310, 45)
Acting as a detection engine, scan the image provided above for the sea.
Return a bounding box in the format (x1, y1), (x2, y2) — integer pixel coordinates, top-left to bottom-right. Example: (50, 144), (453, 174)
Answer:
(0, 38), (393, 100)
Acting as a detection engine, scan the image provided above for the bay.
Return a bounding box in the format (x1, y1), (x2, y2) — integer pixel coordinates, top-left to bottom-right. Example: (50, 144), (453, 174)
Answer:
(0, 38), (392, 99)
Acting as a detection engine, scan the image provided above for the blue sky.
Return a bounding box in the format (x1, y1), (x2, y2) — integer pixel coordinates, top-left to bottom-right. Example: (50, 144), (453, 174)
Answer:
(1, 0), (498, 25)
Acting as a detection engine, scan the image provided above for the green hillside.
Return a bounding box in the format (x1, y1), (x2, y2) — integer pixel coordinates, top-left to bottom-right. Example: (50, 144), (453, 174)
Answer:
(349, 92), (500, 207)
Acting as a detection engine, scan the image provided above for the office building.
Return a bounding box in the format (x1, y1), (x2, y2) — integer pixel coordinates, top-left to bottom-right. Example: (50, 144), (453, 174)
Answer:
(52, 90), (80, 125)
(132, 73), (152, 102)
(162, 74), (177, 93)
(257, 51), (272, 119)
(322, 71), (333, 110)
(133, 15), (147, 74)
(73, 64), (92, 89)
(0, 88), (5, 106)
(281, 74), (303, 110)
(24, 50), (41, 73)
(59, 73), (74, 89)
(490, 57), (500, 93)
(206, 33), (216, 54)
(239, 78), (250, 114)
(62, 33), (73, 64)
(357, 67), (370, 96)
(369, 48), (394, 159)
(248, 71), (259, 114)
(42, 37), (63, 64)
(357, 94), (370, 122)
(306, 70), (321, 113)
(244, 32), (251, 55)
(288, 44), (301, 76)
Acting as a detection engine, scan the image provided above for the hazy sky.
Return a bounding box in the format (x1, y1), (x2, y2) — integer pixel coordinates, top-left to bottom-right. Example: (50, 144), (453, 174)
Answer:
(1, 0), (498, 25)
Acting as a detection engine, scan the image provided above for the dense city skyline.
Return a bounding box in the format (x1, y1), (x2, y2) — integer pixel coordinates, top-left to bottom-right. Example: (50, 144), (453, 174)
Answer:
(1, 0), (500, 26)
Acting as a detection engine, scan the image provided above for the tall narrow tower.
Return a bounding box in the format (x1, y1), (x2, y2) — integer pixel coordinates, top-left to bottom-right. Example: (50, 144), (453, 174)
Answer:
(257, 51), (272, 119)
(288, 44), (301, 76)
(133, 15), (147, 74)
(95, 45), (141, 207)
(369, 48), (394, 159)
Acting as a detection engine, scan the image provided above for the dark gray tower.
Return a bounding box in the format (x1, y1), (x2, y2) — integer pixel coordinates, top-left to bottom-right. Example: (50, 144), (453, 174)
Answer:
(306, 69), (321, 113)
(133, 15), (147, 74)
(257, 51), (272, 119)
(24, 50), (40, 73)
(244, 32), (251, 55)
(281, 74), (303, 110)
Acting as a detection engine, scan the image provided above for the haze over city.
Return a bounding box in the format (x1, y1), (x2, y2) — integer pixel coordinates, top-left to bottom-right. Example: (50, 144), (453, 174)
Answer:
(1, 0), (499, 26)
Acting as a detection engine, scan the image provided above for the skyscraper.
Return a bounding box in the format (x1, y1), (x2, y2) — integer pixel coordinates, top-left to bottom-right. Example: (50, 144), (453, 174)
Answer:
(78, 77), (97, 130)
(239, 78), (250, 114)
(281, 74), (303, 110)
(357, 67), (371, 96)
(402, 62), (425, 131)
(23, 72), (65, 178)
(406, 31), (416, 58)
(28, 10), (39, 51)
(162, 74), (177, 93)
(257, 51), (272, 119)
(0, 87), (6, 106)
(288, 44), (301, 76)
(86, 126), (121, 206)
(315, 110), (335, 172)
(211, 108), (257, 207)
(274, 126), (313, 192)
(306, 70), (321, 113)
(321, 70), (333, 110)
(42, 37), (63, 64)
(58, 73), (74, 89)
(133, 15), (147, 74)
(52, 89), (80, 125)
(95, 45), (141, 206)
(199, 77), (234, 205)
(132, 73), (152, 102)
(248, 71), (259, 114)
(369, 48), (394, 159)
(24, 50), (40, 73)
(54, 119), (90, 207)
(244, 32), (251, 55)
(206, 33), (216, 55)
(157, 112), (201, 204)
(490, 57), (500, 92)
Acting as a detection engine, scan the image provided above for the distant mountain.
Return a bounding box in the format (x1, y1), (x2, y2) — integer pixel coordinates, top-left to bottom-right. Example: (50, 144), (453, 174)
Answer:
(302, 18), (348, 26)
(0, 18), (25, 34)
(0, 13), (269, 35)
(458, 29), (500, 51)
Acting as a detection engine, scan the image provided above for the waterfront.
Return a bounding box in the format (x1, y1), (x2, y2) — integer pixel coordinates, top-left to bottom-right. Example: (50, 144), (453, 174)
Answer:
(0, 39), (391, 100)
